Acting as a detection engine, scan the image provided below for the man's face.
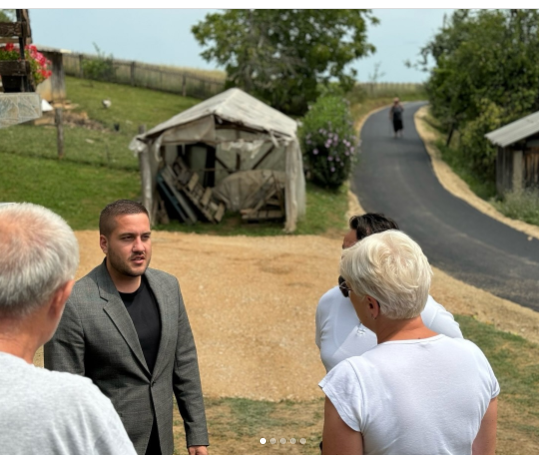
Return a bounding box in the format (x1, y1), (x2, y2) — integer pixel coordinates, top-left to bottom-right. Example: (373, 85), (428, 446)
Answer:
(100, 213), (152, 278)
(342, 229), (358, 250)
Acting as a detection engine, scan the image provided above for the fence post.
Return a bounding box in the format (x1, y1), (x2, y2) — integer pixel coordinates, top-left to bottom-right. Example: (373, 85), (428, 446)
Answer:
(130, 61), (136, 86)
(182, 74), (186, 97)
(138, 125), (153, 219)
(55, 107), (64, 159)
(79, 54), (84, 78)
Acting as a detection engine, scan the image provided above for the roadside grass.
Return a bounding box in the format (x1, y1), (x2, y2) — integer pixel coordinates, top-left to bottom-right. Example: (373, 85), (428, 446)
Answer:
(420, 111), (497, 201)
(492, 188), (539, 226)
(426, 110), (539, 226)
(170, 315), (539, 455)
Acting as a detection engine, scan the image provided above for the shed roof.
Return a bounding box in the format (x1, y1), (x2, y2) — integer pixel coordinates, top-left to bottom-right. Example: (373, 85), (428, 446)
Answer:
(144, 87), (298, 139)
(485, 111), (539, 147)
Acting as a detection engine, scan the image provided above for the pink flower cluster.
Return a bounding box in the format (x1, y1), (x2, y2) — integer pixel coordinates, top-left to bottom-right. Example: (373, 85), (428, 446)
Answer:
(0, 43), (52, 85)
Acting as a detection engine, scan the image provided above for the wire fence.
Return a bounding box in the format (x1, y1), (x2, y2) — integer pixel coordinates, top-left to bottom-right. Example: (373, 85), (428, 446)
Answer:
(62, 52), (226, 100)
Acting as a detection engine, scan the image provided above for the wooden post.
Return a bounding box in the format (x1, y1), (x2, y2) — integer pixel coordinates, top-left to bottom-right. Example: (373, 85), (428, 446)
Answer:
(130, 61), (136, 86)
(55, 107), (64, 158)
(182, 74), (186, 97)
(79, 54), (84, 78)
(138, 125), (153, 218)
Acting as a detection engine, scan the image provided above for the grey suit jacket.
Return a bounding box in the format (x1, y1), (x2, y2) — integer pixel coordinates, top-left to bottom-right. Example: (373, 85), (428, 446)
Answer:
(44, 261), (209, 455)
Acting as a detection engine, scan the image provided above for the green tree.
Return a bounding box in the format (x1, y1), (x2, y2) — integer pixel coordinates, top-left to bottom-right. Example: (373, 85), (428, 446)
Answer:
(417, 9), (539, 178)
(0, 9), (15, 22)
(192, 9), (378, 116)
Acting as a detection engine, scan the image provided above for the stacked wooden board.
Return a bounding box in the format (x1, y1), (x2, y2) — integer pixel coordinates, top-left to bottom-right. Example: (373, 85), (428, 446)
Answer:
(157, 157), (225, 224)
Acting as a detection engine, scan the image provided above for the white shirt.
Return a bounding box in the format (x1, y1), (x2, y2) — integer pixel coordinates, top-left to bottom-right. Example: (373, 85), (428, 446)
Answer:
(316, 286), (463, 371)
(0, 352), (137, 455)
(319, 335), (500, 455)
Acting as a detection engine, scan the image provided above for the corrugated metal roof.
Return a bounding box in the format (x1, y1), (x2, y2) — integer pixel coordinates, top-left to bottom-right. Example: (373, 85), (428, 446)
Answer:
(485, 111), (539, 147)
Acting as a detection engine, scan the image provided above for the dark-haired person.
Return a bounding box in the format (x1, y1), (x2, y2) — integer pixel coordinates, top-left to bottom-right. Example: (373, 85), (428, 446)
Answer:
(320, 230), (498, 454)
(390, 97), (404, 138)
(45, 200), (209, 455)
(315, 213), (462, 372)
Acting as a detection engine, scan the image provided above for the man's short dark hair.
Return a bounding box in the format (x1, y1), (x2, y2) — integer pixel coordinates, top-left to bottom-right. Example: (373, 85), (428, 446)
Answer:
(99, 200), (150, 237)
(349, 213), (399, 242)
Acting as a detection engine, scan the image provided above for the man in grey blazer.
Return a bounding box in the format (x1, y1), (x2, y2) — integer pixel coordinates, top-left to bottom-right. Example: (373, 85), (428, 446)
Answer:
(44, 200), (209, 455)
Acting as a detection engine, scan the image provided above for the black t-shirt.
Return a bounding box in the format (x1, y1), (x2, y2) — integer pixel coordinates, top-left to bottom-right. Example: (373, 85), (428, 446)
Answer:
(119, 276), (161, 373)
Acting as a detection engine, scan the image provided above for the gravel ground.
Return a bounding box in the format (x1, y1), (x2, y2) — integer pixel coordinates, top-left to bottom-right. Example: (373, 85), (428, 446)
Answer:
(66, 227), (539, 402)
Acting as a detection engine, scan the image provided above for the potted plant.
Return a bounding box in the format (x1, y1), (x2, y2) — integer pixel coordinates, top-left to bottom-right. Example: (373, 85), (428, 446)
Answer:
(0, 43), (52, 93)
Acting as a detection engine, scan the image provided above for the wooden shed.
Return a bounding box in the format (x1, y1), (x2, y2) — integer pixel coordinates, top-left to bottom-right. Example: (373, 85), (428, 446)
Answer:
(485, 112), (539, 194)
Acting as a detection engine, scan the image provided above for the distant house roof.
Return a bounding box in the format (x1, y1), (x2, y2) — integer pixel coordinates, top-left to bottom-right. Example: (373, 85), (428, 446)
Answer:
(485, 111), (539, 147)
(144, 87), (298, 139)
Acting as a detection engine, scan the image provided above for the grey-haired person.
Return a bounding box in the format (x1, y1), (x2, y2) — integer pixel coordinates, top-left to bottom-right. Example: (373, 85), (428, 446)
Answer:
(0, 203), (136, 455)
(320, 230), (499, 455)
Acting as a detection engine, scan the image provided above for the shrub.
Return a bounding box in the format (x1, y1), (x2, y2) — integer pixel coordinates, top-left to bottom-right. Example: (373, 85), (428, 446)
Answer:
(300, 95), (357, 188)
(459, 99), (504, 182)
(494, 188), (539, 226)
(82, 43), (117, 82)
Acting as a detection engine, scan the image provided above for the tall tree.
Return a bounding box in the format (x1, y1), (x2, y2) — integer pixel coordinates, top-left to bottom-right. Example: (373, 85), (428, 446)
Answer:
(192, 9), (378, 116)
(417, 9), (539, 179)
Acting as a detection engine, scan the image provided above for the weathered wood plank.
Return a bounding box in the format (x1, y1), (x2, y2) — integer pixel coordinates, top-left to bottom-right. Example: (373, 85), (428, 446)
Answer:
(0, 22), (23, 38)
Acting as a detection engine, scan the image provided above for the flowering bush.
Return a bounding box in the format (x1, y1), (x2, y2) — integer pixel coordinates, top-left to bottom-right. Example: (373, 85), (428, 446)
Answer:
(300, 95), (357, 188)
(0, 43), (52, 85)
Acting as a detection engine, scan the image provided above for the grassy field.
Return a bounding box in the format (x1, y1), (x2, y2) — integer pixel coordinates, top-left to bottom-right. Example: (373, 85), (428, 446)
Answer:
(0, 76), (350, 234)
(170, 315), (539, 454)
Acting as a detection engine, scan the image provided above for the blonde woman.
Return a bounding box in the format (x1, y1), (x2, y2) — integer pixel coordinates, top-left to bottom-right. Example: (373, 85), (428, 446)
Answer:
(320, 230), (498, 455)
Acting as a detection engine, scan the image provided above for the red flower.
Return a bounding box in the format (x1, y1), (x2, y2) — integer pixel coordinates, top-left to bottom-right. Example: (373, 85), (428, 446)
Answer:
(5, 43), (14, 52)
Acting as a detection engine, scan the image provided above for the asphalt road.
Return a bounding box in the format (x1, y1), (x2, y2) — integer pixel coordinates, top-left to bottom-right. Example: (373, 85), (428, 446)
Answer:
(352, 101), (539, 312)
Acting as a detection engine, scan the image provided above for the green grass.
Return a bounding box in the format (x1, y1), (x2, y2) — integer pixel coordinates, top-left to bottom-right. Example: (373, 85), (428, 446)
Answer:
(0, 122), (138, 170)
(173, 397), (324, 454)
(493, 188), (539, 226)
(66, 76), (201, 134)
(435, 139), (497, 200)
(0, 153), (139, 230)
(456, 315), (539, 441)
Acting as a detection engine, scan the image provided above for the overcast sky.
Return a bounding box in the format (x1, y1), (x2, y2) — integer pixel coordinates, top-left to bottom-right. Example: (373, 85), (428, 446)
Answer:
(29, 9), (455, 83)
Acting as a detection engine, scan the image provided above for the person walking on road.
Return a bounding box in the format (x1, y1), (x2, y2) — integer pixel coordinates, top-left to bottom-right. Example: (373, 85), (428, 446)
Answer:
(390, 97), (404, 138)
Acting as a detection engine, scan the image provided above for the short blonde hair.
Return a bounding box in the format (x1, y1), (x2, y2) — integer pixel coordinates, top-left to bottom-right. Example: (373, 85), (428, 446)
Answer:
(340, 230), (432, 320)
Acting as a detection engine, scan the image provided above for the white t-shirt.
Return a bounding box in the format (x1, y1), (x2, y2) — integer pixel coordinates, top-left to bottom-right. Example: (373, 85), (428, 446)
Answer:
(319, 335), (500, 455)
(315, 286), (463, 371)
(0, 352), (137, 455)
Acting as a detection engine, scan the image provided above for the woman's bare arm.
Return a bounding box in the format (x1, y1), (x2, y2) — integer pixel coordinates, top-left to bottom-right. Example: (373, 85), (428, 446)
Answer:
(322, 397), (363, 455)
(472, 397), (497, 455)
